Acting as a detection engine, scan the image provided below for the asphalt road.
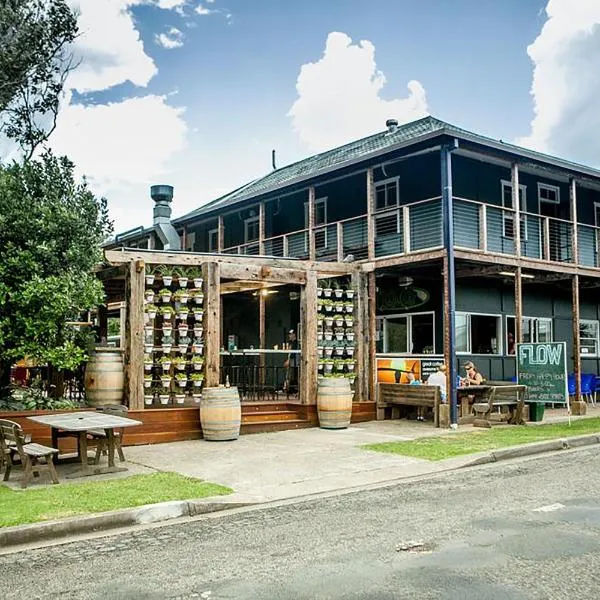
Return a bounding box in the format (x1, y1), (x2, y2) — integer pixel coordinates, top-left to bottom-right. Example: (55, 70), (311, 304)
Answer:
(2, 447), (600, 600)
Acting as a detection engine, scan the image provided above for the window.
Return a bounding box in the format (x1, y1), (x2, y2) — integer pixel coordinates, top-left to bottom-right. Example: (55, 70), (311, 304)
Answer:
(505, 316), (553, 354)
(375, 212), (400, 237)
(378, 312), (435, 354)
(244, 216), (259, 242)
(375, 178), (399, 210)
(501, 180), (527, 240)
(304, 197), (328, 226)
(579, 320), (599, 356)
(208, 229), (218, 252)
(455, 312), (502, 354)
(594, 203), (600, 227)
(538, 183), (560, 204)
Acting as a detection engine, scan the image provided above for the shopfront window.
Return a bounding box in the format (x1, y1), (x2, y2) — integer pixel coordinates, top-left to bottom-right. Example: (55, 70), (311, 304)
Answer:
(378, 312), (435, 354)
(506, 316), (553, 354)
(580, 320), (599, 356)
(455, 312), (502, 354)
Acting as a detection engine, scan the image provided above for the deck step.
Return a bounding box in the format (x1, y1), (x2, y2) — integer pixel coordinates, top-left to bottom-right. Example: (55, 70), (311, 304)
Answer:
(240, 419), (313, 434)
(241, 402), (298, 414)
(242, 410), (301, 423)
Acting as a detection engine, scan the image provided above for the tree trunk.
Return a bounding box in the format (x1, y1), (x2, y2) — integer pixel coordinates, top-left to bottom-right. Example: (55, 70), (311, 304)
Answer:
(0, 360), (11, 399)
(48, 364), (65, 398)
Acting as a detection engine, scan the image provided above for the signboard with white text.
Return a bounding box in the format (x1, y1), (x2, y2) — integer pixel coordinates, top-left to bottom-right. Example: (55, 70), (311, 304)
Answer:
(516, 342), (568, 405)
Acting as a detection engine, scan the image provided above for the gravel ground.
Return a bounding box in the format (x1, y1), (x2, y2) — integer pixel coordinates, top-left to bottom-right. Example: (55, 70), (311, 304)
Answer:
(2, 447), (600, 599)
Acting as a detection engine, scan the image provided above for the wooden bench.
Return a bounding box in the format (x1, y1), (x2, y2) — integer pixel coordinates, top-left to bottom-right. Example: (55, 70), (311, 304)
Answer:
(378, 384), (442, 427)
(472, 384), (527, 428)
(0, 419), (59, 488)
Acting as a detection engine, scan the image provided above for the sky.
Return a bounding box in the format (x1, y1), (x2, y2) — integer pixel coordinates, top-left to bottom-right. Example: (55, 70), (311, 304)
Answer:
(20, 0), (600, 233)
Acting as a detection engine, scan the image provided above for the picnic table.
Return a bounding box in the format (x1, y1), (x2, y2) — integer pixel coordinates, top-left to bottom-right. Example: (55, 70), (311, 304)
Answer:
(457, 384), (526, 425)
(28, 411), (141, 478)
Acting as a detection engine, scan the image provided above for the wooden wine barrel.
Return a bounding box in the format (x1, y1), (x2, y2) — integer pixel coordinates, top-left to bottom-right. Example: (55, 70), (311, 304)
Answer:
(84, 348), (124, 407)
(317, 377), (353, 429)
(200, 386), (241, 441)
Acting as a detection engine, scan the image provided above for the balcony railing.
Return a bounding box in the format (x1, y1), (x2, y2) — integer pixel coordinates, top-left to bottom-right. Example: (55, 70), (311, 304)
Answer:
(220, 195), (600, 269)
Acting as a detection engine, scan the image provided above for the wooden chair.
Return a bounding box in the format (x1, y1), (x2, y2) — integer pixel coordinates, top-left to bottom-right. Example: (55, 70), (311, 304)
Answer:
(88, 405), (128, 464)
(0, 419), (59, 488)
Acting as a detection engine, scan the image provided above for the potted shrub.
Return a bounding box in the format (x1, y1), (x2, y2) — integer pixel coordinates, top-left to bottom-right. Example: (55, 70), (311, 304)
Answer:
(175, 373), (188, 388)
(161, 335), (174, 354)
(334, 316), (345, 328)
(160, 305), (174, 320)
(173, 356), (187, 372)
(323, 284), (333, 298)
(324, 315), (334, 327)
(144, 355), (153, 372)
(191, 355), (205, 371)
(160, 355), (172, 372)
(178, 336), (191, 354)
(173, 289), (189, 305)
(193, 276), (204, 289)
(346, 331), (355, 342)
(145, 289), (155, 303)
(322, 299), (333, 312)
(159, 393), (170, 405)
(177, 306), (189, 320)
(333, 283), (344, 299)
(323, 358), (334, 373)
(191, 373), (205, 388)
(144, 392), (154, 406)
(192, 341), (204, 354)
(145, 267), (156, 286)
(345, 316), (354, 327)
(345, 359), (356, 372)
(145, 304), (158, 320)
(324, 343), (334, 357)
(334, 327), (344, 341)
(193, 325), (203, 338)
(193, 308), (204, 321)
(144, 374), (153, 389)
(318, 360), (324, 372)
(186, 267), (203, 289)
(159, 288), (172, 303)
(191, 288), (205, 305)
(334, 345), (344, 357)
(160, 373), (172, 387)
(162, 321), (173, 336)
(158, 265), (173, 287)
(344, 302), (353, 314)
(175, 267), (189, 288)
(178, 322), (189, 337)
(317, 330), (324, 342)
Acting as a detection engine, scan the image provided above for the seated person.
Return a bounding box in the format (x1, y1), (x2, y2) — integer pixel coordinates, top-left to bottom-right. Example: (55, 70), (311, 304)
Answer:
(407, 372), (426, 421)
(460, 361), (483, 386)
(426, 364), (447, 404)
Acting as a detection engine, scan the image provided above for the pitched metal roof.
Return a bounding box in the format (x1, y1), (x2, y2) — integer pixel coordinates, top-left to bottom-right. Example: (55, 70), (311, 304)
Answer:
(169, 114), (600, 225)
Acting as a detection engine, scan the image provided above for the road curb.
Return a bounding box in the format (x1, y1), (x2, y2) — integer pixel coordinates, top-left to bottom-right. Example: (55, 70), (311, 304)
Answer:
(460, 433), (600, 467)
(0, 498), (254, 549)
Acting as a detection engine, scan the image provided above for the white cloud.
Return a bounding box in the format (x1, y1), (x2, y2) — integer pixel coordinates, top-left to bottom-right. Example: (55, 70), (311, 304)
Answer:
(288, 32), (428, 152)
(196, 4), (212, 15)
(155, 26), (184, 49)
(156, 0), (188, 8)
(518, 0), (600, 165)
(51, 95), (188, 229)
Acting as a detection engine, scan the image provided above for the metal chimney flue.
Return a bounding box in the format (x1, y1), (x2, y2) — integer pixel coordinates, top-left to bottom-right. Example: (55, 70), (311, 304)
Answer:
(151, 184), (181, 250)
(386, 118), (399, 133)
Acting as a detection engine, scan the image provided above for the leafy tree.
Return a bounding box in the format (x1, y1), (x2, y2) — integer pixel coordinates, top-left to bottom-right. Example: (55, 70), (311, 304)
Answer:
(0, 0), (78, 160)
(0, 153), (113, 397)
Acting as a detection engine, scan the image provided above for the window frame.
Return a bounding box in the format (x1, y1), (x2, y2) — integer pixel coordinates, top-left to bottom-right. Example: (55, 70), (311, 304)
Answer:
(304, 197), (328, 227)
(375, 177), (400, 211)
(501, 180), (528, 241)
(244, 216), (260, 243)
(208, 228), (218, 252)
(505, 315), (553, 354)
(376, 310), (435, 354)
(538, 182), (561, 206)
(455, 311), (503, 356)
(579, 319), (599, 357)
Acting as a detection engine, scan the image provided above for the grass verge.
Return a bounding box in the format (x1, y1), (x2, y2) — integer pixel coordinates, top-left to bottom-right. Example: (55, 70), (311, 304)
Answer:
(0, 472), (232, 528)
(362, 417), (600, 461)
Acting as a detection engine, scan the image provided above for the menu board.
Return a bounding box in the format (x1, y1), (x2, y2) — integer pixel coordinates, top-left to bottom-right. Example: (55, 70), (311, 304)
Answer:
(516, 342), (568, 405)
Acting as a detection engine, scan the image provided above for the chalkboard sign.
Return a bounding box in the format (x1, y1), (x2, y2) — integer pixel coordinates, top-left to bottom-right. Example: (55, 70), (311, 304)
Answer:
(516, 342), (568, 405)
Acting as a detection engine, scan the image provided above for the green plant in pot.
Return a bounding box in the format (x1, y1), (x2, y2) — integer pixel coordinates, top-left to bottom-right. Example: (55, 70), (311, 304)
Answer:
(145, 303), (158, 320)
(144, 373), (153, 388)
(177, 306), (189, 320)
(144, 289), (155, 303)
(144, 355), (153, 371)
(193, 308), (204, 321)
(187, 267), (204, 289)
(191, 372), (205, 388)
(191, 355), (205, 370)
(178, 336), (191, 353)
(175, 266), (189, 288)
(333, 281), (344, 299)
(175, 372), (188, 388)
(191, 288), (204, 305)
(158, 288), (172, 303)
(160, 305), (174, 320)
(160, 373), (172, 388)
(323, 358), (334, 373)
(145, 266), (157, 286)
(158, 265), (173, 287)
(160, 355), (172, 371)
(159, 392), (170, 405)
(161, 335), (174, 353)
(173, 356), (187, 371)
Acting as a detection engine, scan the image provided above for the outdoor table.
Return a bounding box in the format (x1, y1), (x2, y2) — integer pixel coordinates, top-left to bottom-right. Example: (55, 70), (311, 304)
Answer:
(456, 385), (492, 419)
(27, 412), (142, 478)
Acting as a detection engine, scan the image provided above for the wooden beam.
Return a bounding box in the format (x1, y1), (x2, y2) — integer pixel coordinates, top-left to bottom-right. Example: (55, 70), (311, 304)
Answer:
(220, 263), (307, 285)
(104, 249), (356, 274)
(308, 187), (316, 262)
(367, 271), (377, 403)
(572, 274), (581, 403)
(570, 178), (578, 264)
(203, 262), (221, 387)
(125, 260), (144, 410)
(352, 271), (369, 404)
(366, 167), (376, 260)
(402, 205), (411, 254)
(94, 264), (127, 281)
(300, 271), (318, 405)
(479, 204), (488, 251)
(515, 266), (523, 345)
(259, 292), (266, 386)
(361, 248), (446, 271)
(217, 215), (224, 253)
(336, 221), (343, 262)
(511, 162), (521, 258)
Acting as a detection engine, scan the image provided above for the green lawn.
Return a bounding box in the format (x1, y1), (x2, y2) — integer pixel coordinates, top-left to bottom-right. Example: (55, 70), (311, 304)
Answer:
(0, 472), (232, 528)
(362, 418), (600, 461)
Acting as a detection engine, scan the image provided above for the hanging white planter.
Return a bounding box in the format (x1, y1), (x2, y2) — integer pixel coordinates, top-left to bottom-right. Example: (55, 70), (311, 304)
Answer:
(334, 289), (343, 299)
(192, 361), (204, 371)
(145, 274), (155, 286)
(334, 347), (344, 356)
(335, 318), (344, 327)
(193, 379), (204, 388)
(335, 332), (344, 341)
(324, 304), (333, 313)
(317, 331), (324, 341)
(194, 293), (204, 305)
(161, 344), (172, 354)
(324, 331), (333, 341)
(346, 289), (354, 300)
(318, 362), (324, 371)
(346, 332), (355, 342)
(159, 394), (170, 405)
(144, 395), (154, 406)
(162, 276), (173, 286)
(317, 287), (323, 297)
(178, 325), (189, 336)
(323, 288), (333, 298)
(178, 277), (188, 288)
(175, 394), (186, 405)
(324, 317), (334, 327)
(144, 379), (152, 389)
(193, 327), (203, 338)
(144, 363), (153, 372)
(175, 362), (186, 372)
(346, 361), (356, 372)
(324, 347), (334, 357)
(161, 293), (172, 303)
(145, 291), (155, 303)
(324, 363), (334, 373)
(147, 310), (157, 320)
(345, 318), (354, 327)
(346, 347), (355, 357)
(193, 278), (204, 288)
(176, 378), (188, 388)
(193, 394), (202, 403)
(161, 362), (171, 372)
(193, 344), (204, 355)
(345, 304), (353, 314)
(194, 311), (204, 321)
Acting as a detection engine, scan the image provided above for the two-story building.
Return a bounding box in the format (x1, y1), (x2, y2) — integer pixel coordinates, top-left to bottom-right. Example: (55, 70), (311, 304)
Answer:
(109, 115), (600, 423)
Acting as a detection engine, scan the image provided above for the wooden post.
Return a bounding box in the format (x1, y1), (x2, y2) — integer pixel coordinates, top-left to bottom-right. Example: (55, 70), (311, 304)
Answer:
(258, 291), (266, 386)
(572, 274), (583, 410)
(479, 204), (488, 251)
(543, 218), (551, 260)
(97, 304), (108, 345)
(125, 260), (144, 410)
(402, 206), (411, 254)
(515, 267), (523, 344)
(367, 271), (377, 404)
(352, 270), (369, 404)
(259, 202), (265, 255)
(511, 163), (521, 257)
(367, 168), (376, 260)
(570, 178), (578, 264)
(119, 303), (127, 349)
(217, 215), (224, 253)
(203, 262), (221, 387)
(308, 187), (316, 262)
(337, 221), (343, 262)
(442, 255), (452, 418)
(300, 270), (318, 405)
